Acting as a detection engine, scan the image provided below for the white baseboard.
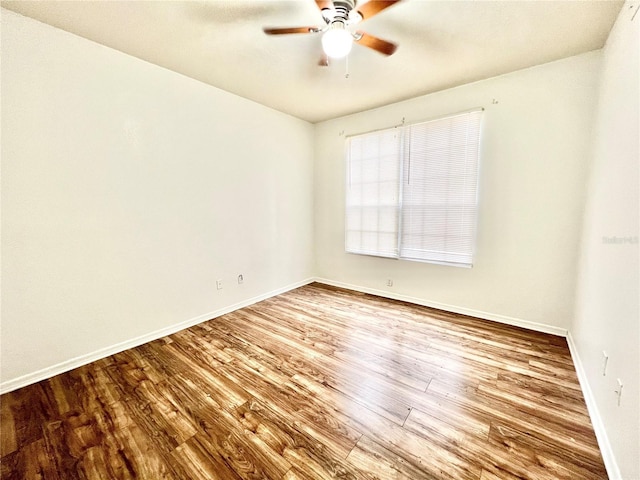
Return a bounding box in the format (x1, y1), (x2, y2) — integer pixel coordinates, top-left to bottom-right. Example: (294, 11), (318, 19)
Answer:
(0, 277), (315, 395)
(566, 332), (621, 480)
(313, 277), (568, 337)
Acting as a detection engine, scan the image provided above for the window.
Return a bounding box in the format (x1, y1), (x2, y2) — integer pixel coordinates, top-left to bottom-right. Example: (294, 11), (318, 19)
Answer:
(345, 109), (482, 267)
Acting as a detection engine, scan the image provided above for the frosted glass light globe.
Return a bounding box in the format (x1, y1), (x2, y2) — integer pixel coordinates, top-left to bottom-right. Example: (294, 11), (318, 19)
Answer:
(322, 27), (353, 59)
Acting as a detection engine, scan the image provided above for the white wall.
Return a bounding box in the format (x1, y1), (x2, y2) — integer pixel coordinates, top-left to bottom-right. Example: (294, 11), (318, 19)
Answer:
(571, 2), (639, 479)
(1, 5), (636, 476)
(0, 10), (314, 389)
(314, 52), (601, 333)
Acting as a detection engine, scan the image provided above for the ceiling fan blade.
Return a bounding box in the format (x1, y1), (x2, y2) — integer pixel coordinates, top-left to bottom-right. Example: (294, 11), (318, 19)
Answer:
(315, 0), (334, 10)
(263, 26), (319, 35)
(355, 31), (398, 55)
(356, 0), (402, 20)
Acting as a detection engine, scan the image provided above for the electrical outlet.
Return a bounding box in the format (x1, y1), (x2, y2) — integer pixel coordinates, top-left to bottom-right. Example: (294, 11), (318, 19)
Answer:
(387, 279), (393, 287)
(238, 274), (244, 284)
(602, 350), (609, 376)
(216, 280), (223, 290)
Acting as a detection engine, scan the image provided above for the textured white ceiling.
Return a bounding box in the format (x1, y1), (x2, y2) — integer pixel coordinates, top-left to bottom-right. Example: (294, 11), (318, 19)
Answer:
(1, 0), (623, 123)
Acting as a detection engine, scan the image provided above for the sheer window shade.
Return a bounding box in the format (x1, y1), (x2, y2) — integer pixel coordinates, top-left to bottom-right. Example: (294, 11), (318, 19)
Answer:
(345, 110), (482, 267)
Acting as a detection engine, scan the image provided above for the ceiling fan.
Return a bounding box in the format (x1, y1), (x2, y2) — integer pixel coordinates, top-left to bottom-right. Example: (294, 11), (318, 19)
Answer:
(263, 0), (402, 65)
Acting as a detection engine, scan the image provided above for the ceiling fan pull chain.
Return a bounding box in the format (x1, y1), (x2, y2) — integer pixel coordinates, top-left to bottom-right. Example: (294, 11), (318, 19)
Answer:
(345, 54), (350, 79)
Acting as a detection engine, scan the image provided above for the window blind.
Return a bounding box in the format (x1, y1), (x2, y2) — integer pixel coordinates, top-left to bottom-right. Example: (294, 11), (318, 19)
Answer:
(345, 128), (401, 258)
(345, 109), (482, 267)
(400, 110), (482, 266)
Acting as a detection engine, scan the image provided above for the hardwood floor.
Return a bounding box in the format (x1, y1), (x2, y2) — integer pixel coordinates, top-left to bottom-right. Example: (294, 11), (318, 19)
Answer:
(0, 283), (607, 479)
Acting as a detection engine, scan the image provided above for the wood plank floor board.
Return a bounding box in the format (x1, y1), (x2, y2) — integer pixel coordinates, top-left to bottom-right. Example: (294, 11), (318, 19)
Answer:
(0, 283), (607, 479)
(223, 319), (437, 392)
(476, 382), (593, 432)
(207, 316), (429, 428)
(495, 370), (584, 398)
(345, 434), (440, 480)
(232, 399), (371, 480)
(218, 362), (363, 461)
(425, 380), (603, 465)
(487, 421), (605, 477)
(0, 397), (18, 459)
(287, 374), (484, 480)
(169, 433), (244, 480)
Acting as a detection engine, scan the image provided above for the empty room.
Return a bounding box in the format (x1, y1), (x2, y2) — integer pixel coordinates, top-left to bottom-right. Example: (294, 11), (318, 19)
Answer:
(1, 1), (638, 479)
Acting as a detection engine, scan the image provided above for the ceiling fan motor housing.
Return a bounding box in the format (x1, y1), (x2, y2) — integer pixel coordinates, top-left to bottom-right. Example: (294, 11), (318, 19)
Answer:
(324, 0), (360, 25)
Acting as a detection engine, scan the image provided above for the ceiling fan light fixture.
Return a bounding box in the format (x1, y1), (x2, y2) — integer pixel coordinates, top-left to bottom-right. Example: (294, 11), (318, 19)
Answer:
(322, 22), (353, 59)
